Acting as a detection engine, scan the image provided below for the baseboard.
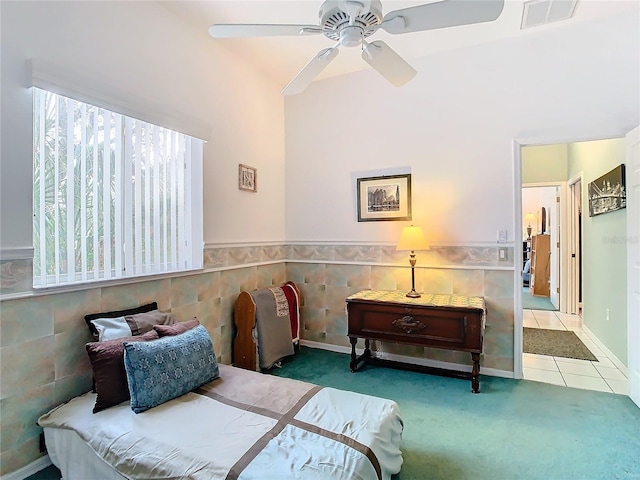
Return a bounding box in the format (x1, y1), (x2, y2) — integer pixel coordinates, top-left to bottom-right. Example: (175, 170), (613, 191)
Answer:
(299, 340), (514, 379)
(581, 324), (628, 377)
(300, 340), (356, 355)
(1, 456), (52, 480)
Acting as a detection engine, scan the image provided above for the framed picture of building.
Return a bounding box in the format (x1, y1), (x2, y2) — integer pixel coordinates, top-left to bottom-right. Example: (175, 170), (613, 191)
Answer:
(588, 164), (626, 217)
(357, 174), (412, 222)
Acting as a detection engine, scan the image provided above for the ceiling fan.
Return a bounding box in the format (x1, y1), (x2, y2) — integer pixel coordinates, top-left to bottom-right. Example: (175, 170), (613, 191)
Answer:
(208, 0), (505, 95)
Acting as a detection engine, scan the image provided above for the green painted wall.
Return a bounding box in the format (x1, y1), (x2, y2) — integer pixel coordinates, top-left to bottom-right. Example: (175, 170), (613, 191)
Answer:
(522, 144), (569, 183)
(568, 138), (627, 365)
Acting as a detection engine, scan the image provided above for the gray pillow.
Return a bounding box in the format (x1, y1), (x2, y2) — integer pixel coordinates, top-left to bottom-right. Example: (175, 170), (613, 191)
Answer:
(90, 310), (176, 341)
(85, 303), (158, 340)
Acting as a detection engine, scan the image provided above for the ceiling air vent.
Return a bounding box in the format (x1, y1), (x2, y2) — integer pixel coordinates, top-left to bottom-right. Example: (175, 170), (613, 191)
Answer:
(521, 0), (578, 29)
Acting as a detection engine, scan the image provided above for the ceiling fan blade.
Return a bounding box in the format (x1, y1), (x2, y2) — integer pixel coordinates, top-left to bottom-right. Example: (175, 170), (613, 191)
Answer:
(362, 41), (416, 87)
(282, 47), (339, 96)
(208, 24), (322, 38)
(381, 0), (505, 35)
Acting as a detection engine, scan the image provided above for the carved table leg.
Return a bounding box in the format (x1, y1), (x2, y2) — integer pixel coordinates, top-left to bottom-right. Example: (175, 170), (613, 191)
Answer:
(350, 338), (373, 372)
(349, 336), (358, 372)
(471, 352), (480, 393)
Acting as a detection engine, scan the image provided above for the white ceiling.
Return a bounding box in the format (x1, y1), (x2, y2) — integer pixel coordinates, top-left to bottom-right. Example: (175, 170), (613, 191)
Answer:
(162, 1), (639, 88)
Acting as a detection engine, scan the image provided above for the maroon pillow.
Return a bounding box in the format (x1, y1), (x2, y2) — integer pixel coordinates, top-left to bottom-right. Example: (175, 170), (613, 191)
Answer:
(86, 330), (159, 413)
(154, 318), (200, 337)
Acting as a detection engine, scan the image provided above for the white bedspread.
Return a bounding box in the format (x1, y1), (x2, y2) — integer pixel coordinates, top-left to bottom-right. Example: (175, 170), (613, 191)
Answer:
(39, 365), (403, 480)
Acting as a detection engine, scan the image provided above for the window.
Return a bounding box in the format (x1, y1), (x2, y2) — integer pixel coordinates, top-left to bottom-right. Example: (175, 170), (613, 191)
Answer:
(33, 88), (203, 288)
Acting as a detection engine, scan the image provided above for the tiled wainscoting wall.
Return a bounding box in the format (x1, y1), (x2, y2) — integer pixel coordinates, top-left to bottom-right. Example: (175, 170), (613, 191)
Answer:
(0, 243), (514, 476)
(285, 244), (515, 372)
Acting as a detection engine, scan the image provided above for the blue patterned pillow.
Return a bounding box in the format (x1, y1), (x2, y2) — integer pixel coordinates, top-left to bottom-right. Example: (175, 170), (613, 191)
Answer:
(123, 325), (219, 413)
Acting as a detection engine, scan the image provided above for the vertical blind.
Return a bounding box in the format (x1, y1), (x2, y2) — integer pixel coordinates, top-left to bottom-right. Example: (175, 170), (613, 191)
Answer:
(33, 88), (203, 288)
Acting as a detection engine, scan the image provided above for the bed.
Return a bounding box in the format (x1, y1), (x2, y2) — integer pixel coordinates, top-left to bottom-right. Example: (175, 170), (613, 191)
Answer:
(38, 320), (404, 480)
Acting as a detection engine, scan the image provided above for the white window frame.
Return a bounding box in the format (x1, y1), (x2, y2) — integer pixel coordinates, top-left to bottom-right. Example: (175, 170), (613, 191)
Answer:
(32, 87), (203, 288)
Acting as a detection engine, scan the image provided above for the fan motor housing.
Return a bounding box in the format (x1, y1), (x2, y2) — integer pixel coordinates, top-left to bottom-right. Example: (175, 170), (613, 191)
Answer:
(318, 0), (383, 41)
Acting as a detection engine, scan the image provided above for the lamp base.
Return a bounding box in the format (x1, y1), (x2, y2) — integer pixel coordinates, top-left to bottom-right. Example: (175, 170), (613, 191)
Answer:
(406, 289), (421, 298)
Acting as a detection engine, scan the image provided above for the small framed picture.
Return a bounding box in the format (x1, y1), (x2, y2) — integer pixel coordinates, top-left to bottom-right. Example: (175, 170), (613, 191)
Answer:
(357, 173), (412, 222)
(239, 164), (257, 192)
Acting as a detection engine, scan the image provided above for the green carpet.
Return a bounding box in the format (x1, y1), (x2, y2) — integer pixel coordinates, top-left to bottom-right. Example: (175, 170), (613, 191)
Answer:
(28, 347), (640, 480)
(24, 465), (60, 480)
(523, 327), (598, 361)
(270, 347), (640, 480)
(522, 288), (557, 311)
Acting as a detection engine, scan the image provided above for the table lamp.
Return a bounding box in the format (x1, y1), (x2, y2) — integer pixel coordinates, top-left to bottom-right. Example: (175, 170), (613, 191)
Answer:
(525, 213), (536, 239)
(396, 225), (429, 298)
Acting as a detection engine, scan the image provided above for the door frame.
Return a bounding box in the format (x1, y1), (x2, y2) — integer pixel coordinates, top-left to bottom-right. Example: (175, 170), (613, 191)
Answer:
(513, 140), (524, 379)
(625, 125), (640, 408)
(567, 173), (583, 315)
(512, 133), (631, 383)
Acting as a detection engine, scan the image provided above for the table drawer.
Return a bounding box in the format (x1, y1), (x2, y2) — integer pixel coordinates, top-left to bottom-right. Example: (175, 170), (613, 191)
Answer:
(348, 302), (482, 351)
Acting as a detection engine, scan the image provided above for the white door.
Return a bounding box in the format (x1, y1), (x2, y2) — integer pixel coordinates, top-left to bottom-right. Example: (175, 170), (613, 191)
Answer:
(627, 125), (640, 408)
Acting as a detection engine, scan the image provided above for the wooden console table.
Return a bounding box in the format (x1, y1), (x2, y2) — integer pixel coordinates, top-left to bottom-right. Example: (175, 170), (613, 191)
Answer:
(346, 290), (486, 393)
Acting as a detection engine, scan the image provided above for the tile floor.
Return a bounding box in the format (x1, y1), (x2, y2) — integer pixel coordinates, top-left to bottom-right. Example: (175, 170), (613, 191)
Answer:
(522, 309), (628, 395)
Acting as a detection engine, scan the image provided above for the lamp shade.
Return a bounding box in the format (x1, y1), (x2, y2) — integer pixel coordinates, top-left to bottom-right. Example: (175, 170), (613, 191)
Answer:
(396, 225), (429, 251)
(525, 212), (536, 224)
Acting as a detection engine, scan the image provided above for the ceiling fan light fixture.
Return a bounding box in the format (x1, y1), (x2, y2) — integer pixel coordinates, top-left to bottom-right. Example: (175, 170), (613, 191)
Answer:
(339, 26), (364, 47)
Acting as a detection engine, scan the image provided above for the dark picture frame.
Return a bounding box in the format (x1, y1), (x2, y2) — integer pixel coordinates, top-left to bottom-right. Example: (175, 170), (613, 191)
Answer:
(357, 174), (412, 222)
(238, 164), (257, 192)
(588, 164), (626, 217)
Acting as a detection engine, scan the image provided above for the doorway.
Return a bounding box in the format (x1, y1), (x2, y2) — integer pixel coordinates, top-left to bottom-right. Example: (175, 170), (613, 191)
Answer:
(515, 137), (629, 393)
(522, 184), (561, 312)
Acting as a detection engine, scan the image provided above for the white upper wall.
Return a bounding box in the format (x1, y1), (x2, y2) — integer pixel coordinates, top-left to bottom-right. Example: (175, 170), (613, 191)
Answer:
(284, 9), (639, 245)
(0, 1), (286, 251)
(3, 3), (638, 251)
